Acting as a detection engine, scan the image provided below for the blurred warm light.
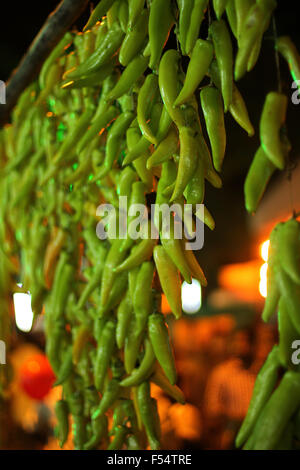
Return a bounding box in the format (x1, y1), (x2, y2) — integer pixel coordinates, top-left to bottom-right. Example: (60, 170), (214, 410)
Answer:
(259, 263), (268, 298)
(219, 261), (261, 302)
(259, 240), (270, 298)
(182, 279), (201, 314)
(260, 240), (270, 262)
(13, 292), (34, 332)
(161, 294), (171, 315)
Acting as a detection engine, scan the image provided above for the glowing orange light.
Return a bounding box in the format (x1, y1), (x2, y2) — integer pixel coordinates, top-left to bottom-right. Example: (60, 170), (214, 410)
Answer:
(28, 360), (41, 374)
(259, 240), (270, 298)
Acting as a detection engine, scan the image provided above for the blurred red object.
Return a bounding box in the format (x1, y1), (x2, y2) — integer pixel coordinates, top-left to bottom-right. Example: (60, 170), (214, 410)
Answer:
(19, 354), (56, 400)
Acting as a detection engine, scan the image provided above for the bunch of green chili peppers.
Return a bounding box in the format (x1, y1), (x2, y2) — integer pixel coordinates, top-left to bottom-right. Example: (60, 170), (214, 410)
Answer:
(1, 0), (300, 450)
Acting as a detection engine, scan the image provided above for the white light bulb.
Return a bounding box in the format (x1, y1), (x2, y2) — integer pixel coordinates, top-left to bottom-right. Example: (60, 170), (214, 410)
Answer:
(13, 292), (34, 333)
(182, 279), (202, 314)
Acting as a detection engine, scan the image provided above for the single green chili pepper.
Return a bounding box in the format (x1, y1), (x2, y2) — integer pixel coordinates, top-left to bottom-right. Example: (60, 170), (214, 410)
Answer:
(84, 0), (117, 31)
(76, 256), (107, 313)
(108, 425), (128, 450)
(107, 55), (149, 102)
(278, 219), (300, 284)
(244, 148), (275, 214)
(55, 399), (69, 448)
(149, 0), (174, 71)
(96, 112), (134, 178)
(276, 36), (300, 92)
(181, 239), (207, 286)
(116, 289), (133, 349)
(225, 0), (238, 38)
(137, 381), (160, 450)
(185, 0), (209, 55)
(234, 1), (276, 80)
(124, 320), (145, 374)
(62, 62), (115, 90)
(137, 74), (159, 146)
(184, 155), (205, 206)
(171, 126), (199, 202)
(161, 217), (192, 284)
(174, 39), (213, 107)
(121, 338), (156, 387)
(153, 246), (182, 320)
(118, 0), (129, 32)
(119, 9), (149, 66)
(54, 345), (73, 386)
(156, 105), (173, 144)
(93, 378), (120, 419)
(117, 167), (138, 199)
(276, 268), (300, 334)
(178, 0), (194, 55)
(107, 0), (121, 28)
(76, 105), (118, 156)
(213, 0), (229, 19)
(252, 371), (300, 450)
(99, 271), (128, 316)
(133, 153), (154, 191)
(235, 0), (255, 39)
(128, 0), (145, 29)
(133, 262), (154, 334)
(69, 24), (125, 80)
(68, 391), (86, 450)
(235, 345), (281, 448)
(200, 86), (226, 173)
(100, 239), (128, 306)
(154, 160), (177, 231)
(278, 296), (299, 370)
(158, 49), (185, 128)
(147, 125), (179, 169)
(94, 320), (116, 392)
(115, 237), (157, 274)
(148, 313), (177, 385)
(120, 181), (147, 252)
(39, 32), (73, 89)
(84, 414), (108, 450)
(260, 91), (288, 170)
(209, 20), (233, 112)
(151, 367), (185, 404)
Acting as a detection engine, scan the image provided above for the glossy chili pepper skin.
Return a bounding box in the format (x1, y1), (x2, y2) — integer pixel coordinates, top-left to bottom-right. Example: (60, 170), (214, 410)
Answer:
(119, 9), (149, 66)
(200, 86), (226, 173)
(54, 346), (73, 386)
(178, 0), (194, 55)
(137, 74), (159, 146)
(148, 313), (177, 385)
(213, 0), (229, 19)
(147, 126), (179, 169)
(185, 0), (209, 55)
(84, 414), (108, 450)
(116, 290), (133, 349)
(84, 0), (116, 30)
(137, 382), (160, 450)
(278, 296), (299, 370)
(133, 262), (154, 334)
(149, 0), (174, 71)
(276, 268), (300, 334)
(152, 367), (185, 404)
(175, 39), (213, 107)
(276, 36), (300, 91)
(154, 246), (182, 320)
(94, 320), (116, 392)
(260, 92), (288, 170)
(278, 219), (300, 284)
(107, 55), (149, 102)
(120, 338), (156, 387)
(251, 371), (300, 450)
(209, 20), (233, 112)
(235, 345), (280, 448)
(92, 378), (120, 419)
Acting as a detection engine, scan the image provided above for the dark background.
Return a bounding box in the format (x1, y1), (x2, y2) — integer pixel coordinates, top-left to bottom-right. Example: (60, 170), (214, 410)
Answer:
(0, 0), (299, 288)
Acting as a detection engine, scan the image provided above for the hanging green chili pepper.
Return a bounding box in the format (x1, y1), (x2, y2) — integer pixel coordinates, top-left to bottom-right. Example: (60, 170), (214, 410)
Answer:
(137, 381), (160, 450)
(200, 86), (226, 172)
(148, 313), (177, 385)
(260, 91), (288, 170)
(54, 345), (73, 386)
(133, 262), (154, 334)
(185, 0), (209, 55)
(278, 296), (299, 370)
(116, 289), (133, 349)
(175, 39), (213, 107)
(100, 239), (127, 306)
(147, 125), (179, 169)
(84, 0), (117, 31)
(137, 74), (159, 146)
(276, 36), (300, 91)
(213, 0), (229, 19)
(119, 9), (149, 66)
(94, 320), (116, 392)
(151, 367), (185, 404)
(106, 55), (149, 102)
(149, 0), (174, 71)
(108, 425), (128, 450)
(178, 0), (194, 55)
(278, 219), (300, 284)
(92, 378), (120, 419)
(235, 345), (281, 448)
(209, 20), (233, 111)
(115, 237), (157, 274)
(121, 338), (156, 387)
(128, 0), (145, 29)
(276, 268), (300, 334)
(153, 246), (182, 320)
